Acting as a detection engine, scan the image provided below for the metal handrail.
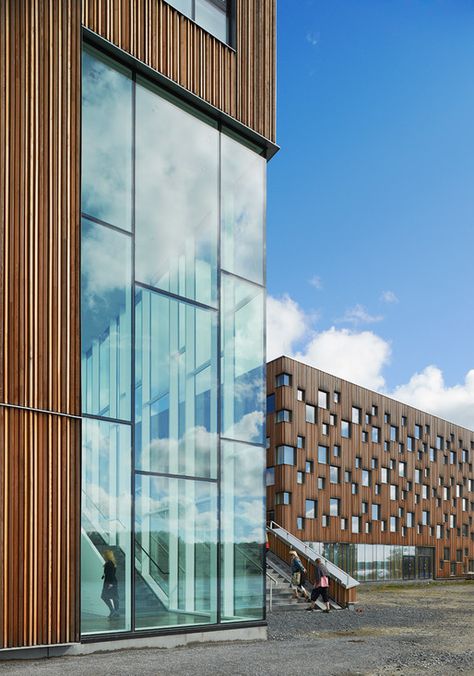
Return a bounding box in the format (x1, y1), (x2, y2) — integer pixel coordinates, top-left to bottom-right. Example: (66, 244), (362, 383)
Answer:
(267, 520), (359, 590)
(266, 570), (278, 612)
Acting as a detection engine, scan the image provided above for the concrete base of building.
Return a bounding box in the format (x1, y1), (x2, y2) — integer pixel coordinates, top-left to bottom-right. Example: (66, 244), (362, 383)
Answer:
(0, 625), (267, 660)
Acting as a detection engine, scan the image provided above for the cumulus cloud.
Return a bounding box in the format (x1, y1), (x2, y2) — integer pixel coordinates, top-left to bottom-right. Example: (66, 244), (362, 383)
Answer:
(390, 366), (474, 430)
(267, 293), (474, 430)
(336, 303), (384, 325)
(267, 295), (391, 390)
(381, 290), (399, 304)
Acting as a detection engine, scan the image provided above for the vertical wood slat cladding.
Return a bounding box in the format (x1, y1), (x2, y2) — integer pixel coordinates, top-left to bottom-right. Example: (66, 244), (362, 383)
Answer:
(0, 0), (81, 416)
(0, 408), (80, 648)
(267, 357), (474, 580)
(81, 0), (276, 142)
(0, 0), (81, 649)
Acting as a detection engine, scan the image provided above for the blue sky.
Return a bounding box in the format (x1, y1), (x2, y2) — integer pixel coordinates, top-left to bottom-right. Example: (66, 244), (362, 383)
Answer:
(266, 0), (474, 428)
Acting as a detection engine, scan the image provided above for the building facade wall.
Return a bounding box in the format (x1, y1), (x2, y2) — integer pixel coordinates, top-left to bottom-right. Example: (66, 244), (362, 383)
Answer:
(266, 357), (474, 581)
(0, 0), (275, 650)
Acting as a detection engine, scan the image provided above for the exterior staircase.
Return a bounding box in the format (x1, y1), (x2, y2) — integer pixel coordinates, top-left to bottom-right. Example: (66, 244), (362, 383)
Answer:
(266, 551), (342, 612)
(267, 521), (359, 610)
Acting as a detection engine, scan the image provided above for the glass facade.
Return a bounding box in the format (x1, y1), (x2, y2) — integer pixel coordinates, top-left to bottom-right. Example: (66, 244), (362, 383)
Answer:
(306, 542), (434, 582)
(81, 45), (266, 636)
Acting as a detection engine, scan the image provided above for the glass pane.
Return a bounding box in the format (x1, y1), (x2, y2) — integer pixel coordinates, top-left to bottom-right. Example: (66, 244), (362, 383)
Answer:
(196, 0), (228, 42)
(81, 419), (131, 634)
(81, 218), (132, 420)
(221, 275), (265, 444)
(169, 0), (193, 16)
(82, 46), (132, 231)
(221, 441), (265, 622)
(135, 475), (217, 629)
(221, 134), (265, 284)
(136, 80), (218, 307)
(135, 288), (218, 478)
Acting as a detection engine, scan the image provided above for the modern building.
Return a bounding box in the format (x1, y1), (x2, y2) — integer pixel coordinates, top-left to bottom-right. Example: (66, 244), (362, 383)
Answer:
(0, 0), (277, 655)
(266, 356), (474, 582)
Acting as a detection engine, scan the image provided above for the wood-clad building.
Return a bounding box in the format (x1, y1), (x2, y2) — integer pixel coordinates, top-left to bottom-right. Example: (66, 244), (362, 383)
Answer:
(0, 0), (276, 654)
(267, 357), (474, 581)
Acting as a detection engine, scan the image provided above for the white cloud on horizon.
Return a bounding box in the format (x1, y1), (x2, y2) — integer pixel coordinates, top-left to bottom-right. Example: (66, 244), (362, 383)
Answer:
(267, 294), (474, 430)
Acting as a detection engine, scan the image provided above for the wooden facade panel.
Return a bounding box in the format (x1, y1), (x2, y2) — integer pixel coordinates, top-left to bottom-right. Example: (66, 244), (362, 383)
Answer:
(81, 0), (276, 141)
(0, 407), (80, 648)
(0, 0), (81, 415)
(267, 357), (474, 580)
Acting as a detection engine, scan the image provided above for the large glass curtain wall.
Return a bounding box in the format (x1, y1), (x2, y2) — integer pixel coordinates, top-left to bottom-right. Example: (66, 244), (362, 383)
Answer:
(80, 44), (266, 635)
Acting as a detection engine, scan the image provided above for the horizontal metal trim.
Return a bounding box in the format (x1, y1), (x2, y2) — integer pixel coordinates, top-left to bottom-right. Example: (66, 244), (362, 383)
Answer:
(81, 212), (133, 237)
(220, 269), (265, 290)
(135, 469), (218, 483)
(81, 619), (267, 644)
(0, 402), (82, 420)
(220, 436), (266, 449)
(81, 27), (279, 161)
(82, 413), (133, 426)
(0, 643), (77, 653)
(135, 282), (218, 312)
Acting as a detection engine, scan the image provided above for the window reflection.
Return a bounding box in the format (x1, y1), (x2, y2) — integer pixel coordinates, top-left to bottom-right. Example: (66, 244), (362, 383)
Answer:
(81, 218), (132, 420)
(135, 288), (218, 478)
(221, 134), (265, 284)
(221, 275), (265, 444)
(135, 475), (217, 629)
(221, 441), (265, 622)
(136, 80), (218, 307)
(81, 419), (132, 634)
(82, 47), (132, 231)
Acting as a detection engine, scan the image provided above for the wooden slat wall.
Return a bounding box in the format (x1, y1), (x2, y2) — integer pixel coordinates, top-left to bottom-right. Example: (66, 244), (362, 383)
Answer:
(81, 0), (277, 142)
(267, 357), (474, 581)
(0, 0), (81, 649)
(0, 408), (80, 648)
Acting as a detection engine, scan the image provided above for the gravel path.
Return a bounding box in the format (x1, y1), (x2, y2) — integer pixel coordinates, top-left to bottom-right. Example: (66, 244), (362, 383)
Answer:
(0, 582), (473, 675)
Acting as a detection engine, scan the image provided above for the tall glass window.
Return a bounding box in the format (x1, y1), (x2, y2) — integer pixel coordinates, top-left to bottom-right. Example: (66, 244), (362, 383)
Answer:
(221, 275), (265, 445)
(221, 441), (265, 622)
(81, 49), (132, 231)
(81, 44), (266, 636)
(221, 133), (265, 284)
(81, 420), (132, 634)
(135, 289), (218, 478)
(135, 80), (218, 307)
(81, 218), (132, 420)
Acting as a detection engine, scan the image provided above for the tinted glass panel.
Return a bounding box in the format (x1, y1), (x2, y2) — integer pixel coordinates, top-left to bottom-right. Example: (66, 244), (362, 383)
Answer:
(82, 47), (132, 231)
(135, 475), (217, 629)
(135, 289), (218, 478)
(221, 275), (264, 444)
(221, 134), (265, 284)
(196, 0), (228, 42)
(81, 218), (132, 420)
(81, 420), (131, 634)
(136, 81), (218, 307)
(221, 441), (265, 622)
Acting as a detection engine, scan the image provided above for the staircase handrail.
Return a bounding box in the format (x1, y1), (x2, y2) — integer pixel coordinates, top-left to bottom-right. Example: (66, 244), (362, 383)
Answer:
(267, 521), (359, 590)
(266, 570), (278, 613)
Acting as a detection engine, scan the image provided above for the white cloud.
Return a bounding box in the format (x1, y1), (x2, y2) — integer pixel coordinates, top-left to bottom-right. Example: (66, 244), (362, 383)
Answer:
(336, 303), (384, 325)
(309, 275), (322, 289)
(296, 327), (391, 390)
(267, 294), (309, 361)
(267, 295), (391, 390)
(381, 290), (399, 304)
(390, 366), (474, 430)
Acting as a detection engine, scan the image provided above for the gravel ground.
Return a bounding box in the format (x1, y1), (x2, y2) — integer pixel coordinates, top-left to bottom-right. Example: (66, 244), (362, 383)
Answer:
(0, 582), (473, 675)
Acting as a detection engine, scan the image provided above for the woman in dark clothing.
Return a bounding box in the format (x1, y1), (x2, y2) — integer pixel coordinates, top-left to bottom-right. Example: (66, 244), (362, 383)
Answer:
(306, 558), (331, 612)
(101, 549), (120, 618)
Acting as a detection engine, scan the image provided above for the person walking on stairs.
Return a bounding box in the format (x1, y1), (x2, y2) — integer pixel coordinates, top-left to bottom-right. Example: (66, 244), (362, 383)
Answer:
(306, 558), (331, 612)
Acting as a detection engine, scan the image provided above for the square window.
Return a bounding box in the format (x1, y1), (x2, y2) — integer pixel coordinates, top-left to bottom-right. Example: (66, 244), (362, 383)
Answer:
(297, 435), (305, 449)
(305, 404), (316, 424)
(372, 427), (380, 443)
(275, 491), (291, 505)
(333, 391), (340, 403)
(297, 471), (304, 485)
(305, 460), (313, 474)
(330, 498), (340, 516)
(276, 445), (295, 465)
(362, 469), (371, 487)
(276, 409), (291, 423)
(333, 445), (341, 457)
(322, 423), (329, 435)
(372, 504), (380, 520)
(352, 406), (361, 425)
(318, 390), (329, 409)
(329, 414), (336, 426)
(297, 388), (305, 401)
(341, 420), (351, 438)
(351, 516), (360, 533)
(276, 372), (291, 387)
(362, 430), (368, 442)
(305, 499), (317, 519)
(317, 476), (325, 489)
(330, 466), (340, 484)
(318, 445), (328, 464)
(296, 516), (304, 530)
